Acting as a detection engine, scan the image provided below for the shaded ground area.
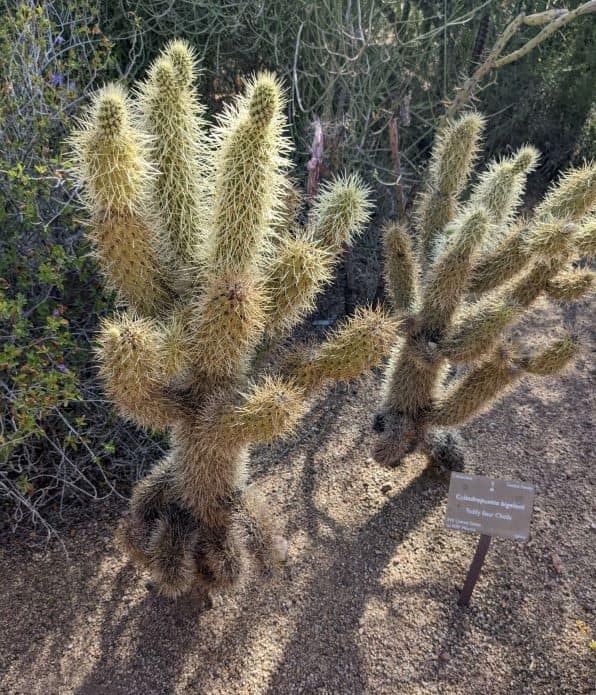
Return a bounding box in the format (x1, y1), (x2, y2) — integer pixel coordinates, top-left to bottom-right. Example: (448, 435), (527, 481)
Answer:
(1, 301), (594, 694)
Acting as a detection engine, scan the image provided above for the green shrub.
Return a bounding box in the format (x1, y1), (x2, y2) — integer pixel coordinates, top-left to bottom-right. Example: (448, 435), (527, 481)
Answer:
(0, 1), (165, 534)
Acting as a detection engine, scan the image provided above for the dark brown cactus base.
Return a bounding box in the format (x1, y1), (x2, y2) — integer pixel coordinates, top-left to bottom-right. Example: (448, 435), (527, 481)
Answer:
(422, 429), (465, 473)
(118, 474), (283, 597)
(372, 411), (421, 467)
(372, 411), (464, 473)
(372, 409), (423, 468)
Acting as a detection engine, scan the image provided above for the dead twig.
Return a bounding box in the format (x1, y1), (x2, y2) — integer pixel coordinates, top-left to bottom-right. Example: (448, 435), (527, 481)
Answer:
(306, 116), (325, 202)
(444, 1), (596, 122)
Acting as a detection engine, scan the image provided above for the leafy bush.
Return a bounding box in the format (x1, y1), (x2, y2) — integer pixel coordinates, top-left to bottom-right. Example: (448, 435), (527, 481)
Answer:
(0, 1), (165, 535)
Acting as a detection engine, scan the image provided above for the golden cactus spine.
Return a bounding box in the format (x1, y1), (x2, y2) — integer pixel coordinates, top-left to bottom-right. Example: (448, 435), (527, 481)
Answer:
(71, 41), (396, 598)
(373, 112), (595, 471)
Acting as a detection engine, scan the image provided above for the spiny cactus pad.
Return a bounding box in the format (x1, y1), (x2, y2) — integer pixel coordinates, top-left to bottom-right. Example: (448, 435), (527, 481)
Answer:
(72, 41), (396, 597)
(373, 113), (594, 470)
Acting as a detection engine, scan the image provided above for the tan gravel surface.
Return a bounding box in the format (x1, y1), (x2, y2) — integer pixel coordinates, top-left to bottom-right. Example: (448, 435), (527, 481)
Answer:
(1, 302), (594, 694)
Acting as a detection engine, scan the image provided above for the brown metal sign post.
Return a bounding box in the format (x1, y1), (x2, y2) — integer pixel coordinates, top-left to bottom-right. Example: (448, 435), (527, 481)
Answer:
(445, 473), (535, 607)
(457, 534), (491, 607)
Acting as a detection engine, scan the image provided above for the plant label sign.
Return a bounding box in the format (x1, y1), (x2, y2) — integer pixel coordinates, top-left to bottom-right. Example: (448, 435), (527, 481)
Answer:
(445, 473), (535, 541)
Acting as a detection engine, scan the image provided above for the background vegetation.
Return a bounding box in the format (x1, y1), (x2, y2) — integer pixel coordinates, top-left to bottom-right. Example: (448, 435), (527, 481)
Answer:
(1, 0), (594, 535)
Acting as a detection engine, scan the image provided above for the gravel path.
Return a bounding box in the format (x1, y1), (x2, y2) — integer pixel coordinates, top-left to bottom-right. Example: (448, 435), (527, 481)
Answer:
(1, 302), (594, 694)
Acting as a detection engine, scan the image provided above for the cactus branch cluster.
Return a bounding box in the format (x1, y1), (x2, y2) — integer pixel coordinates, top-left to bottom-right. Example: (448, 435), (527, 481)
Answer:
(72, 41), (396, 597)
(373, 113), (595, 470)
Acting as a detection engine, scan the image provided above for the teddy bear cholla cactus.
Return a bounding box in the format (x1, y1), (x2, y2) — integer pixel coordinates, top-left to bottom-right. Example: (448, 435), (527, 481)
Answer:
(72, 40), (397, 597)
(373, 112), (595, 470)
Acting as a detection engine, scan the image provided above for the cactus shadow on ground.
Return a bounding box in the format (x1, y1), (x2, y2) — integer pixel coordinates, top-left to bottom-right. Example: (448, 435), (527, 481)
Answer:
(81, 384), (447, 695)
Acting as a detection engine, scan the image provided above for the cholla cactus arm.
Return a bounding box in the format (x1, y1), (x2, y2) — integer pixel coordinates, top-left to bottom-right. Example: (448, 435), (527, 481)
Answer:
(443, 222), (586, 365)
(218, 377), (308, 444)
(262, 175), (372, 336)
(574, 216), (596, 257)
(203, 73), (289, 277)
(467, 146), (540, 230)
(272, 177), (303, 232)
(373, 114), (593, 472)
(506, 259), (567, 308)
(432, 336), (578, 427)
(420, 209), (488, 332)
(546, 269), (595, 301)
(431, 347), (518, 426)
(96, 314), (186, 429)
(382, 223), (419, 313)
(71, 85), (174, 316)
(309, 174), (373, 253)
(415, 113), (485, 264)
(158, 308), (193, 380)
(262, 233), (332, 336)
(468, 218), (578, 298)
(441, 300), (519, 363)
(284, 307), (398, 396)
(535, 163), (596, 221)
(444, 223), (573, 363)
(188, 74), (289, 382)
(468, 167), (596, 295)
(137, 40), (211, 278)
(467, 223), (531, 294)
(498, 221), (577, 307)
(517, 335), (578, 375)
(525, 219), (576, 260)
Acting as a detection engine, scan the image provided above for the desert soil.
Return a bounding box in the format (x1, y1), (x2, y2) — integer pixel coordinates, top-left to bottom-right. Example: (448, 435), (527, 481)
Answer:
(1, 300), (595, 694)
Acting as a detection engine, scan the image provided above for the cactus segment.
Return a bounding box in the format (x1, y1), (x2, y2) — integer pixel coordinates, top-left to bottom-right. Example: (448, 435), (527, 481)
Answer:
(205, 73), (290, 277)
(536, 163), (596, 222)
(421, 209), (488, 330)
(467, 146), (539, 233)
(309, 174), (373, 252)
(382, 223), (419, 313)
(416, 113), (485, 262)
(288, 307), (398, 394)
(137, 44), (212, 277)
(432, 347), (517, 426)
(71, 84), (173, 316)
(263, 233), (333, 335)
(96, 314), (178, 429)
